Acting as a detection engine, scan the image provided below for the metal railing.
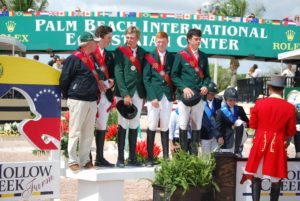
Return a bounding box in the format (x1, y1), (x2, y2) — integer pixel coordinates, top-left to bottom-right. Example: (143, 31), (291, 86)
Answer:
(237, 77), (296, 102)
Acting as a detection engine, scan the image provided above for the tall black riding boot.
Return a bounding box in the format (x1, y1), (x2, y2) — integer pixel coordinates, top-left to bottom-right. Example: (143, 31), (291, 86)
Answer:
(95, 130), (114, 167)
(116, 125), (126, 168)
(234, 125), (244, 156)
(128, 128), (142, 166)
(161, 130), (169, 159)
(251, 177), (262, 201)
(270, 181), (282, 201)
(179, 129), (188, 152)
(191, 130), (200, 156)
(146, 129), (156, 166)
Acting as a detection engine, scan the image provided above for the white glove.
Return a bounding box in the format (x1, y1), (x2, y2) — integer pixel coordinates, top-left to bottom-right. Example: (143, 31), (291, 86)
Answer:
(296, 124), (300, 131)
(103, 80), (110, 88)
(234, 119), (244, 127)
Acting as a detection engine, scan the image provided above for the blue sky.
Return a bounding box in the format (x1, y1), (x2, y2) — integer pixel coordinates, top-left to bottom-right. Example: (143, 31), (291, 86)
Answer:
(32, 0), (300, 74)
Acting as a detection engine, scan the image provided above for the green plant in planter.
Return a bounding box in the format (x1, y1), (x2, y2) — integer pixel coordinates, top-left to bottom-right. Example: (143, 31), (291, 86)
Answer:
(153, 150), (219, 198)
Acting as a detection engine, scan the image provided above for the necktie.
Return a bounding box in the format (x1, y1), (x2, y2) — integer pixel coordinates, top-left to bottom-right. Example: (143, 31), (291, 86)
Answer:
(194, 51), (198, 60)
(132, 49), (136, 57)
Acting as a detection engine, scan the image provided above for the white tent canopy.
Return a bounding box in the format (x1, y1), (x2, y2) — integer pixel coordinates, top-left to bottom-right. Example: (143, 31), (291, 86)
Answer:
(278, 49), (300, 60)
(0, 36), (26, 55)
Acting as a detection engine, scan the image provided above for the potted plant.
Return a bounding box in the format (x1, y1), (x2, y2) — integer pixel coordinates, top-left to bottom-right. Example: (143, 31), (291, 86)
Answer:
(152, 151), (219, 201)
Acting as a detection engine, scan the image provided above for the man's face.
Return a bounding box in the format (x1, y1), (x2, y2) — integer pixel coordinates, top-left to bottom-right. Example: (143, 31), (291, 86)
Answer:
(86, 40), (98, 54)
(100, 33), (112, 48)
(156, 37), (168, 52)
(188, 35), (201, 50)
(126, 33), (139, 48)
(288, 64), (292, 70)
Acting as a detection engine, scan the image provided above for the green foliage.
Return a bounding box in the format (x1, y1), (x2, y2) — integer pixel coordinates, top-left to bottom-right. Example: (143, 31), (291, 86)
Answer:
(153, 151), (218, 195)
(209, 64), (246, 92)
(60, 134), (69, 158)
(215, 0), (265, 17)
(1, 0), (48, 11)
(216, 0), (248, 17)
(107, 109), (118, 126)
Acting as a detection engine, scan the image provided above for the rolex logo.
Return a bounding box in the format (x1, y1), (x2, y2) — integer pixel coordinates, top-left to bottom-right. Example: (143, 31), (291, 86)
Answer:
(6, 21), (16, 32)
(286, 30), (295, 41)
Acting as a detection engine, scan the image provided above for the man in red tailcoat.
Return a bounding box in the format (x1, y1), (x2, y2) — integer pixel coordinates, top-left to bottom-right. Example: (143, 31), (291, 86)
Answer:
(240, 75), (296, 201)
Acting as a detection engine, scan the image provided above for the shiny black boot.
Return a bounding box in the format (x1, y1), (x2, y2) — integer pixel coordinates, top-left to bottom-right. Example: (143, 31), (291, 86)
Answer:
(116, 126), (126, 168)
(95, 130), (114, 167)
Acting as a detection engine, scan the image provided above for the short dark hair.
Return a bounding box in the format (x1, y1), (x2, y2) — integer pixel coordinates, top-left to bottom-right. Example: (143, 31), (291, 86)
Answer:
(187, 28), (202, 40)
(269, 85), (284, 93)
(95, 25), (112, 38)
(252, 64), (258, 70)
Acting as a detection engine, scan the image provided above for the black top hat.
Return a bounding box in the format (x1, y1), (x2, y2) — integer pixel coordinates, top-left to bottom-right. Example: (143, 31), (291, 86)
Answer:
(116, 100), (138, 120)
(181, 89), (202, 107)
(267, 75), (285, 88)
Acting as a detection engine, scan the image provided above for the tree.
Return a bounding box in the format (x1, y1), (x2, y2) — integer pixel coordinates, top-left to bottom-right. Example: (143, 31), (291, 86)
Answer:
(209, 63), (246, 92)
(0, 0), (48, 11)
(214, 0), (265, 17)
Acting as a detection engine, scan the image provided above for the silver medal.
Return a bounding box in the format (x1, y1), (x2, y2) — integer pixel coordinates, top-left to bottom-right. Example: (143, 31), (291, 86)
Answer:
(160, 71), (165, 76)
(100, 66), (105, 71)
(195, 68), (199, 72)
(131, 65), (136, 71)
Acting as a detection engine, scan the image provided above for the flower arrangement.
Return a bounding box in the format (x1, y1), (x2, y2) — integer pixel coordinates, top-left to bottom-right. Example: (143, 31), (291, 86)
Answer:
(0, 122), (20, 136)
(105, 124), (118, 142)
(136, 140), (161, 164)
(60, 111), (70, 158)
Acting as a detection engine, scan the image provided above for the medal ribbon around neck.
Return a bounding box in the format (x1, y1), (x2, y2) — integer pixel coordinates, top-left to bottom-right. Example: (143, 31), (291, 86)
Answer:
(119, 45), (142, 74)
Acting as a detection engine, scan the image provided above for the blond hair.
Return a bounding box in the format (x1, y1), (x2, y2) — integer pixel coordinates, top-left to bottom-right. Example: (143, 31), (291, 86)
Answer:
(125, 26), (141, 38)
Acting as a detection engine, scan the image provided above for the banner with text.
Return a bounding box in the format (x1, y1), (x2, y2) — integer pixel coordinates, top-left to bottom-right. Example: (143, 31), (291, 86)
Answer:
(0, 16), (300, 58)
(0, 161), (60, 200)
(236, 160), (300, 201)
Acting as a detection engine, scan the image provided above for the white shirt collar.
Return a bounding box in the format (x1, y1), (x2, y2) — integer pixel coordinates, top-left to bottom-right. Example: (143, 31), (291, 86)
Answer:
(158, 51), (166, 57)
(269, 94), (283, 99)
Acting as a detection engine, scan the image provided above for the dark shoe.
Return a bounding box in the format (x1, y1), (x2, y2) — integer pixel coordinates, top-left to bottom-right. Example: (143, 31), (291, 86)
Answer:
(161, 130), (169, 159)
(116, 160), (125, 168)
(95, 157), (114, 167)
(147, 129), (156, 162)
(179, 129), (188, 151)
(270, 181), (282, 201)
(127, 159), (143, 167)
(69, 163), (80, 172)
(146, 160), (154, 167)
(252, 177), (262, 201)
(83, 161), (94, 169)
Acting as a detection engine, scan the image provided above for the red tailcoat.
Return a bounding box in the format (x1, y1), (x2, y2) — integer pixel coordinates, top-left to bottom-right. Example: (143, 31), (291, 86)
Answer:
(245, 96), (296, 178)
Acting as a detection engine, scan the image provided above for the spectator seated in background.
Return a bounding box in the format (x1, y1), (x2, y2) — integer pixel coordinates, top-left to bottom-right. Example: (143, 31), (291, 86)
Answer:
(281, 63), (294, 77)
(282, 63), (294, 87)
(48, 55), (60, 66)
(33, 55), (39, 61)
(53, 57), (64, 71)
(294, 65), (300, 87)
(248, 64), (262, 78)
(0, 4), (8, 12)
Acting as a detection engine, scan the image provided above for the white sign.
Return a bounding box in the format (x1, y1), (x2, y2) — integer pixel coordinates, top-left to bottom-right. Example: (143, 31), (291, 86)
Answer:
(236, 160), (300, 201)
(0, 161), (60, 200)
